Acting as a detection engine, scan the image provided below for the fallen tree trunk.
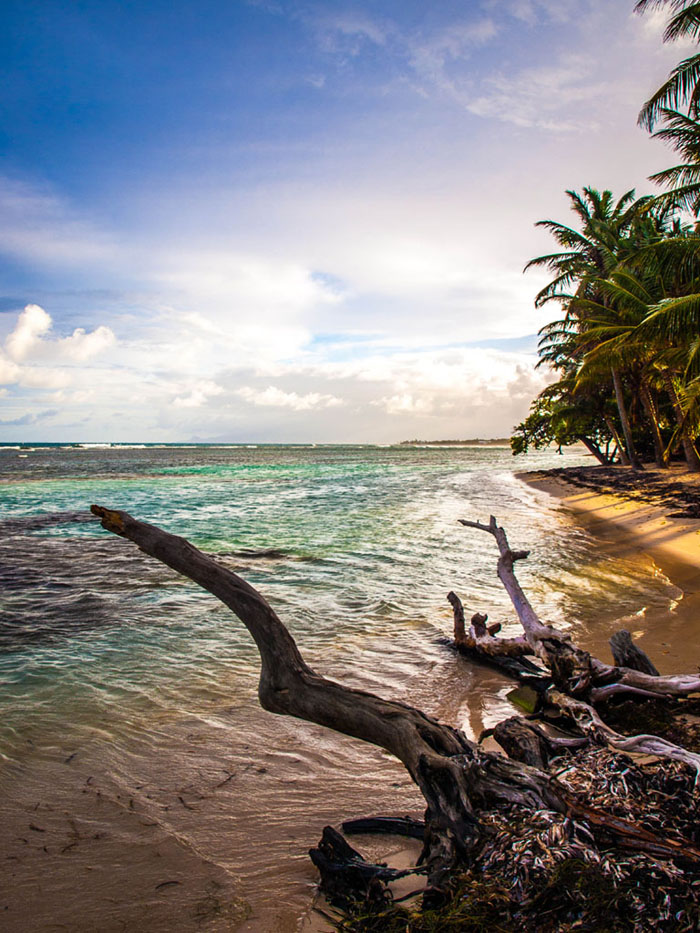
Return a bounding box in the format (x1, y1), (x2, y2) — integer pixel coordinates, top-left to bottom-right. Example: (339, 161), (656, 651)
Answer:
(91, 505), (700, 926)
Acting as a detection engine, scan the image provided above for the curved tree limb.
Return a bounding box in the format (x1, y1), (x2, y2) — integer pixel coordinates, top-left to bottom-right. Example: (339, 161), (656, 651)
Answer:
(89, 505), (558, 884)
(90, 504), (700, 889)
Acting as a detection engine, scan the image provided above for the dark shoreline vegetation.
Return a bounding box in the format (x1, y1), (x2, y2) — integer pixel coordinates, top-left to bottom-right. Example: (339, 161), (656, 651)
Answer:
(510, 1), (700, 478)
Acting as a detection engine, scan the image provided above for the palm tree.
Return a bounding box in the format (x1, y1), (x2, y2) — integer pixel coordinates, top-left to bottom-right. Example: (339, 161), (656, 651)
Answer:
(636, 1), (700, 130)
(634, 285), (700, 467)
(526, 188), (650, 467)
(526, 188), (642, 304)
(633, 5), (700, 216)
(554, 229), (700, 469)
(627, 228), (700, 467)
(571, 272), (672, 468)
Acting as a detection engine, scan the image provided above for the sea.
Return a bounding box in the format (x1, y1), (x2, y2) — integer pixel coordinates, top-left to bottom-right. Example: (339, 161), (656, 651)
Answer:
(0, 443), (682, 931)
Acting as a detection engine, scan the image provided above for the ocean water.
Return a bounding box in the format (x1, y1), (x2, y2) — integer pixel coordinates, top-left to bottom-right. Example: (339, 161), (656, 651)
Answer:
(0, 444), (681, 931)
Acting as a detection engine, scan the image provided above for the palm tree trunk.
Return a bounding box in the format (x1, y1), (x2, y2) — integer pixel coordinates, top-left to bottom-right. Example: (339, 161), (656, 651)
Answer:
(611, 367), (643, 469)
(639, 380), (669, 469)
(663, 373), (700, 472)
(603, 414), (630, 466)
(579, 436), (610, 465)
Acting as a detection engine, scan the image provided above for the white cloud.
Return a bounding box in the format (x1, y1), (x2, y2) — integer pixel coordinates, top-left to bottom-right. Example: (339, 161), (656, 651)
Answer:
(155, 251), (339, 312)
(58, 325), (115, 361)
(0, 304), (116, 391)
(465, 58), (606, 130)
(173, 380), (225, 408)
(11, 367), (71, 390)
(309, 10), (389, 54)
(0, 356), (21, 384)
(5, 303), (116, 365)
(237, 385), (344, 410)
(5, 304), (51, 361)
(407, 18), (498, 83)
(375, 393), (436, 415)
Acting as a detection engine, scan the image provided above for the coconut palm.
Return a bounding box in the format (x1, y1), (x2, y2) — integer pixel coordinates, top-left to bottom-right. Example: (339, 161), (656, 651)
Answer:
(525, 188), (653, 467)
(549, 229), (700, 469)
(636, 1), (700, 129)
(571, 273), (674, 468)
(526, 188), (643, 307)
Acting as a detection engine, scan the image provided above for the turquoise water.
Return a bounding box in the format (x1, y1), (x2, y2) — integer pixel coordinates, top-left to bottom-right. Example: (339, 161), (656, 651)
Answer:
(0, 443), (678, 757)
(0, 443), (681, 930)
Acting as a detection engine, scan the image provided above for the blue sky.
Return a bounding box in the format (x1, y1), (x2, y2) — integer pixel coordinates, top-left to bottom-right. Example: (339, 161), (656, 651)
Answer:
(0, 0), (685, 441)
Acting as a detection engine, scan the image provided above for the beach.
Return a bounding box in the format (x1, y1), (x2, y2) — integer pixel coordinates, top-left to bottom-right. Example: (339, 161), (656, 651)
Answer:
(2, 446), (699, 931)
(520, 464), (700, 671)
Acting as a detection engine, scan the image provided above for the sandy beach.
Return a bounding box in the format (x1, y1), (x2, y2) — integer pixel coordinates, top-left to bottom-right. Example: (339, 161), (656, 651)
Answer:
(519, 464), (700, 670)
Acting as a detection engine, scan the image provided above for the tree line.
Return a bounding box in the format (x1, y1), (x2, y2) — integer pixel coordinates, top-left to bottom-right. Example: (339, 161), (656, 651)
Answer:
(512, 0), (700, 471)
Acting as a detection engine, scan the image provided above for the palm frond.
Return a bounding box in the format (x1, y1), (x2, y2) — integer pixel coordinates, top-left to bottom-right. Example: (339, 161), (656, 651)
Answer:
(649, 163), (700, 186)
(637, 292), (700, 342)
(650, 181), (700, 214)
(635, 2), (691, 13)
(664, 4), (700, 42)
(639, 53), (700, 130)
(533, 220), (595, 251)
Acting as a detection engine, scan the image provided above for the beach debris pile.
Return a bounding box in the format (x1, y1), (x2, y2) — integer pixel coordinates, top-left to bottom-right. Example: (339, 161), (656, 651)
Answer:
(332, 748), (699, 932)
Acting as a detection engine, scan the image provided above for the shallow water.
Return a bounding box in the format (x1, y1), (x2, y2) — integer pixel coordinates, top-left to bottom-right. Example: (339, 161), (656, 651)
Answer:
(0, 444), (683, 930)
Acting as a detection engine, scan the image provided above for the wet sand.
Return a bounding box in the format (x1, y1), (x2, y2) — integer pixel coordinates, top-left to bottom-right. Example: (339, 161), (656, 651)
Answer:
(519, 465), (700, 669)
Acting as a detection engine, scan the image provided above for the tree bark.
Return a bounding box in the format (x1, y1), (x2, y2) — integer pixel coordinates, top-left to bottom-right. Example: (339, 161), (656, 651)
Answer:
(579, 436), (610, 465)
(663, 371), (700, 472)
(603, 414), (630, 466)
(611, 366), (643, 469)
(609, 629), (660, 676)
(639, 379), (669, 469)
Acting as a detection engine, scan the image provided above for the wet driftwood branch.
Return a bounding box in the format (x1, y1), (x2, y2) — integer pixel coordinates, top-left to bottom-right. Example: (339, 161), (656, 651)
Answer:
(609, 629), (660, 676)
(454, 516), (700, 775)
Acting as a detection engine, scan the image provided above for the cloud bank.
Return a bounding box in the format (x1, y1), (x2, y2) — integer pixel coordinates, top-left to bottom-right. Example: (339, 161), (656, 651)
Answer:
(0, 0), (683, 441)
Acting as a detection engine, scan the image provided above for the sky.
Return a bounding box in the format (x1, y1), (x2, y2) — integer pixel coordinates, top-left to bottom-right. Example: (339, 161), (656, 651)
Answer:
(0, 0), (688, 442)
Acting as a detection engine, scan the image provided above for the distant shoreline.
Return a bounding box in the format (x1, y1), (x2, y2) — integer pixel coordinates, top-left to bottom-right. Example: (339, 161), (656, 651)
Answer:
(0, 440), (515, 451)
(399, 438), (510, 447)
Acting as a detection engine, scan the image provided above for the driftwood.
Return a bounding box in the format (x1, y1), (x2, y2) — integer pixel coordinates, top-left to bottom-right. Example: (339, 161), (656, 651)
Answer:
(309, 826), (417, 910)
(90, 505), (700, 925)
(609, 629), (660, 676)
(455, 517), (700, 775)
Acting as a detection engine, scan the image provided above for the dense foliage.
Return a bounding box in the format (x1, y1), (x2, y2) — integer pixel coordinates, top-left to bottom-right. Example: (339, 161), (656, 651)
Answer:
(512, 1), (700, 470)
